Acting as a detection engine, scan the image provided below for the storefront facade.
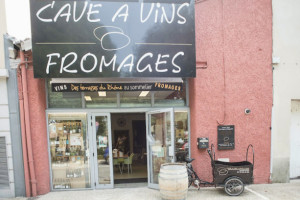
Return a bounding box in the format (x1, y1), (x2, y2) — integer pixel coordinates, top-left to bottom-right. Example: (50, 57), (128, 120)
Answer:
(18, 0), (272, 196)
(46, 78), (190, 190)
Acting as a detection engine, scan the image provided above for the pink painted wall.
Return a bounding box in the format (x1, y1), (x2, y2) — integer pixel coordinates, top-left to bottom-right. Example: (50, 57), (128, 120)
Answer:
(22, 61), (50, 194)
(190, 0), (272, 183)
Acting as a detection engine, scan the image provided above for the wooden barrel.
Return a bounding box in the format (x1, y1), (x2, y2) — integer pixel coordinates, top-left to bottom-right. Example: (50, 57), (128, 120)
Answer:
(159, 163), (188, 200)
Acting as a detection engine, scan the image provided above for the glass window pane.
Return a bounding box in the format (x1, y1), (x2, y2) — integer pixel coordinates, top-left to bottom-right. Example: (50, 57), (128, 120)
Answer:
(95, 116), (111, 184)
(149, 112), (172, 184)
(47, 81), (82, 108)
(174, 111), (189, 162)
(120, 91), (151, 107)
(48, 113), (91, 189)
(154, 83), (186, 107)
(85, 92), (117, 108)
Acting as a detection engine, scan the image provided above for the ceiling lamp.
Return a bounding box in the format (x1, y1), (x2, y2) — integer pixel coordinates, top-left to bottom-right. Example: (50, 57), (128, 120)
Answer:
(139, 91), (149, 97)
(98, 91), (106, 97)
(84, 96), (92, 101)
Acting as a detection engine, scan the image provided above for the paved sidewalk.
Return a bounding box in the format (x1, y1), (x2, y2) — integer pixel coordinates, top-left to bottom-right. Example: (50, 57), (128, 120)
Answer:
(1, 180), (300, 200)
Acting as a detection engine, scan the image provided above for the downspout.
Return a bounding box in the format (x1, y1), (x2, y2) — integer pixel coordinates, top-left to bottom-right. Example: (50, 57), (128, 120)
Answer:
(17, 70), (31, 197)
(19, 50), (37, 197)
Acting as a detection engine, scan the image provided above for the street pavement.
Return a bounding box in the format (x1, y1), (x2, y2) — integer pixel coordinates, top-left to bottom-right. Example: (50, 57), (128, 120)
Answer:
(1, 180), (300, 200)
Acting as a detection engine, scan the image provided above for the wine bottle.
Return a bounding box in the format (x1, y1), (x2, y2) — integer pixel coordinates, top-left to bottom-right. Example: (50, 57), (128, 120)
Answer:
(73, 123), (76, 133)
(65, 135), (70, 155)
(63, 124), (67, 134)
(76, 123), (79, 133)
(78, 123), (81, 133)
(67, 123), (70, 133)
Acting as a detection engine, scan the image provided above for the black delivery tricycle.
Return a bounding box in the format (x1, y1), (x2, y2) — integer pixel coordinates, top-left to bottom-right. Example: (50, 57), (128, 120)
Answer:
(186, 144), (254, 196)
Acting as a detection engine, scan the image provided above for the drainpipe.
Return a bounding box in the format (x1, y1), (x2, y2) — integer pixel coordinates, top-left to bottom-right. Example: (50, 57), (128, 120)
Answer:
(17, 71), (31, 197)
(18, 50), (37, 197)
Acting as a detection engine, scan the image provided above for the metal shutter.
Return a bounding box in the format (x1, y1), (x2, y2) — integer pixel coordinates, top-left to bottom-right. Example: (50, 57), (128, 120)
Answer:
(0, 137), (9, 188)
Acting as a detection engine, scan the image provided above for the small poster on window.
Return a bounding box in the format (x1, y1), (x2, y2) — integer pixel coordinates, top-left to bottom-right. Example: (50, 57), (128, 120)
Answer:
(98, 136), (107, 148)
(70, 134), (82, 146)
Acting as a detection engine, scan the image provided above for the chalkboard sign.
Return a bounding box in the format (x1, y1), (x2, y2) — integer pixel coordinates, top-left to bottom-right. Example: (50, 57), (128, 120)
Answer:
(217, 125), (235, 150)
(29, 0), (196, 78)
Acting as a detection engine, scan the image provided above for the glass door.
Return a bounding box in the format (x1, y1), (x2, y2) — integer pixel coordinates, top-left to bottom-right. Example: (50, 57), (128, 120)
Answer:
(91, 113), (113, 188)
(146, 109), (175, 189)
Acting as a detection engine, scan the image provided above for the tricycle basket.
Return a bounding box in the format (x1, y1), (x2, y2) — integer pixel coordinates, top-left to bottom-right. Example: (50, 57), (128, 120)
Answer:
(213, 161), (253, 185)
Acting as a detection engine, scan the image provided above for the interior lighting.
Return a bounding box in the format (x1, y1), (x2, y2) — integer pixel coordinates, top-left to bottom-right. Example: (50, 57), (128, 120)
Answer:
(139, 91), (149, 97)
(98, 91), (106, 97)
(84, 96), (92, 101)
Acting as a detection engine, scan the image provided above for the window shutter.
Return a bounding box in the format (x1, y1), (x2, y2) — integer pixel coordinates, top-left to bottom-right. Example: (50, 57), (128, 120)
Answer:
(0, 137), (9, 188)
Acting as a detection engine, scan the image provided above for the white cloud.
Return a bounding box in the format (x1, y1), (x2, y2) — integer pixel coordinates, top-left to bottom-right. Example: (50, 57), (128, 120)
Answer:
(5, 0), (31, 40)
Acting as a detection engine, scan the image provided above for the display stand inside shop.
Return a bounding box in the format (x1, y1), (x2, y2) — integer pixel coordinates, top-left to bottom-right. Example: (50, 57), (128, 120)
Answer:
(49, 120), (90, 189)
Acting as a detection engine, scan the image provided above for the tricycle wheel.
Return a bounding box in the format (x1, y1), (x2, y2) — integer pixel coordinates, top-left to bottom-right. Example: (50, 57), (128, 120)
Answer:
(224, 176), (244, 196)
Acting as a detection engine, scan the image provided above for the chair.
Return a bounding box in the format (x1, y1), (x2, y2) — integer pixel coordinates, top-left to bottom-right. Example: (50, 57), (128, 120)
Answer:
(113, 158), (122, 174)
(118, 157), (124, 170)
(123, 153), (134, 174)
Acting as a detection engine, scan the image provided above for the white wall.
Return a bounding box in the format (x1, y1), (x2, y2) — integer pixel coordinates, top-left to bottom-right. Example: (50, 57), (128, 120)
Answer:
(272, 0), (300, 182)
(0, 0), (7, 69)
(290, 101), (300, 178)
(0, 0), (14, 197)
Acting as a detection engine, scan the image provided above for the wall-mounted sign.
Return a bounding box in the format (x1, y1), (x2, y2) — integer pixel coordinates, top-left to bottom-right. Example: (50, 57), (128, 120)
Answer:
(197, 137), (209, 149)
(217, 125), (235, 150)
(30, 0), (196, 78)
(52, 82), (183, 92)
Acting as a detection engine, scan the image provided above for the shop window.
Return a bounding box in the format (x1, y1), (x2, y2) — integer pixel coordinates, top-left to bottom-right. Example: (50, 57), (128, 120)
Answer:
(84, 91), (118, 108)
(174, 111), (189, 162)
(154, 82), (186, 107)
(48, 113), (91, 189)
(120, 91), (151, 107)
(47, 81), (82, 108)
(95, 115), (111, 185)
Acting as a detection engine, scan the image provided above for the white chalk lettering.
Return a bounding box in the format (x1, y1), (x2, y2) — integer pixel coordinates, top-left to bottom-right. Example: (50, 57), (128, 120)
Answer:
(140, 3), (154, 23)
(117, 54), (134, 72)
(140, 3), (188, 24)
(177, 3), (189, 24)
(172, 51), (184, 73)
(46, 53), (60, 74)
(155, 54), (169, 72)
(87, 4), (102, 22)
(73, 1), (88, 22)
(99, 55), (117, 72)
(154, 3), (160, 23)
(44, 51), (185, 75)
(80, 53), (97, 73)
(60, 52), (78, 73)
(161, 4), (175, 23)
(112, 4), (129, 22)
(36, 1), (55, 22)
(54, 4), (71, 22)
(137, 53), (153, 73)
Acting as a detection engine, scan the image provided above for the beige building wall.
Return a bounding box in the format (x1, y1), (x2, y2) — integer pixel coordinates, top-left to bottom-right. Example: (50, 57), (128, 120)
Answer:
(0, 0), (15, 198)
(0, 0), (7, 69)
(272, 0), (300, 182)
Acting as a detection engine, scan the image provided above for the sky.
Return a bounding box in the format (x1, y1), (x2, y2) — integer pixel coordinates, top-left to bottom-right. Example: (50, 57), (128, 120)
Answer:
(5, 0), (31, 40)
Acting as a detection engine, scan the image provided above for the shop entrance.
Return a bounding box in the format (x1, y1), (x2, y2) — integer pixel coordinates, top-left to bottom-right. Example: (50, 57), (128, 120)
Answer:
(91, 112), (148, 188)
(111, 113), (147, 184)
(91, 110), (176, 189)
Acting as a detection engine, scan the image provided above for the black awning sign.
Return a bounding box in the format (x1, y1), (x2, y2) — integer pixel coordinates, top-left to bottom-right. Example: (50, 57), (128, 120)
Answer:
(30, 0), (196, 78)
(52, 82), (183, 92)
(217, 125), (235, 150)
